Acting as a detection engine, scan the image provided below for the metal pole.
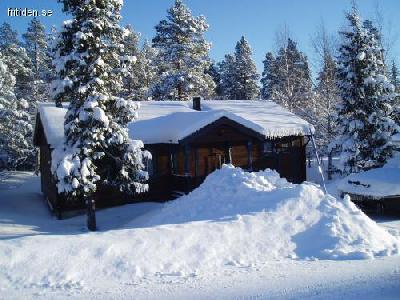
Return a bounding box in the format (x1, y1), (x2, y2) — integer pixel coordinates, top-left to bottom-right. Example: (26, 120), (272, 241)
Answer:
(309, 129), (327, 194)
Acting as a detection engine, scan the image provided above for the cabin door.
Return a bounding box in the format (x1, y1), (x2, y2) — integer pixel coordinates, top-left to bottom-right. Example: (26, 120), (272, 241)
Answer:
(207, 147), (226, 173)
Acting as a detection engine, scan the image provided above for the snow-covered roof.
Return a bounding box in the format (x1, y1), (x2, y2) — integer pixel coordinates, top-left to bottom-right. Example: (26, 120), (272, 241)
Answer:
(38, 103), (67, 147)
(338, 153), (400, 198)
(129, 100), (314, 144)
(202, 100), (313, 138)
(37, 100), (314, 147)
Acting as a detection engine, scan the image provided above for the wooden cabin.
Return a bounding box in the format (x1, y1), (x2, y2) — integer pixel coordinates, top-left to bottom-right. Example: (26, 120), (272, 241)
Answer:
(34, 98), (314, 218)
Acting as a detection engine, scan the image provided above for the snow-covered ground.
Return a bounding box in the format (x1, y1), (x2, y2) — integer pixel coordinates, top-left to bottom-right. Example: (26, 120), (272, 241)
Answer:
(1, 169), (400, 299)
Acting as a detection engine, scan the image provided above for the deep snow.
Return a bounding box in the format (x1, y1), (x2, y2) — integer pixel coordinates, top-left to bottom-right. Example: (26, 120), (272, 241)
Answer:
(0, 168), (400, 299)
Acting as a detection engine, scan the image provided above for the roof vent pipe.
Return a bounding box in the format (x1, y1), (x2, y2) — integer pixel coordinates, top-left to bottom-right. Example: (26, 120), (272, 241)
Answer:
(193, 96), (201, 111)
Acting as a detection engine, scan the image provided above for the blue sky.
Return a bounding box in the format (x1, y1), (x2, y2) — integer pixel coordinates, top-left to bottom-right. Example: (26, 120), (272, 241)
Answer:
(0, 0), (399, 74)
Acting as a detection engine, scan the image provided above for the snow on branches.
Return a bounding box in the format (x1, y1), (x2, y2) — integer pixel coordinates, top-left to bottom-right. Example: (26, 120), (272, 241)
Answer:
(51, 0), (148, 199)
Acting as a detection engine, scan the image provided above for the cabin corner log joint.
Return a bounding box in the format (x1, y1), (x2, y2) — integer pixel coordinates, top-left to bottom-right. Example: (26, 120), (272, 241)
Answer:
(34, 98), (314, 217)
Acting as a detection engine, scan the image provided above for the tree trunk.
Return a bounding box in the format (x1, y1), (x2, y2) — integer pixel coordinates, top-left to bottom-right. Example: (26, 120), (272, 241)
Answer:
(86, 196), (97, 231)
(327, 151), (333, 180)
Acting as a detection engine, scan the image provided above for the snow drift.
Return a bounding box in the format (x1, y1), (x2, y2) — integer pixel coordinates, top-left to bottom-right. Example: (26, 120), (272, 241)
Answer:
(0, 166), (399, 290)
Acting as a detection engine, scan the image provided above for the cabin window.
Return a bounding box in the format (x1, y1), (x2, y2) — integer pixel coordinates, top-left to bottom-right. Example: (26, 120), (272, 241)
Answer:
(263, 141), (273, 154)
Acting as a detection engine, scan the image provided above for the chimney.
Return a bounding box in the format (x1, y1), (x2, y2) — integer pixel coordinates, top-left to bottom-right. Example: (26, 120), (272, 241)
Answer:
(193, 96), (201, 111)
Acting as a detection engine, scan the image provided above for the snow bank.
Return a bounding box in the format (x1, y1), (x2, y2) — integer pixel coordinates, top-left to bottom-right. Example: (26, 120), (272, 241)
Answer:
(0, 166), (398, 290)
(338, 152), (400, 198)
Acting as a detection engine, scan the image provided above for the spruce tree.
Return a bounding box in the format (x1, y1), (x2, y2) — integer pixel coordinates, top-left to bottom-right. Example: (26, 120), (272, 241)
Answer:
(151, 0), (215, 100)
(333, 8), (398, 173)
(232, 36), (260, 100)
(23, 18), (52, 103)
(52, 0), (149, 229)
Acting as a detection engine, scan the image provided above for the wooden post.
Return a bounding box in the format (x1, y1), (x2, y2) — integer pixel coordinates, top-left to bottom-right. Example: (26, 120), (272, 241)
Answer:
(247, 140), (253, 171)
(86, 196), (96, 231)
(184, 144), (190, 175)
(225, 142), (232, 164)
(194, 147), (199, 177)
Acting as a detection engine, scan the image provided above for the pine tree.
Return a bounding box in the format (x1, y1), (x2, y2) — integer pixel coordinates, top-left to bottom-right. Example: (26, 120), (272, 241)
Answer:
(0, 23), (34, 106)
(232, 36), (260, 100)
(0, 55), (34, 170)
(260, 52), (277, 100)
(333, 8), (398, 174)
(390, 61), (400, 126)
(0, 23), (35, 170)
(121, 25), (141, 100)
(151, 0), (215, 100)
(47, 26), (58, 88)
(390, 61), (399, 91)
(0, 23), (19, 48)
(219, 54), (237, 100)
(52, 0), (149, 229)
(23, 18), (52, 103)
(136, 40), (158, 100)
(268, 38), (313, 113)
(206, 61), (222, 98)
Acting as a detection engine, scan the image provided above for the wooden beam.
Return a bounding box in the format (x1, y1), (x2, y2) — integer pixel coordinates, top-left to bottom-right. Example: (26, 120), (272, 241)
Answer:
(247, 140), (253, 171)
(225, 142), (232, 164)
(184, 144), (190, 175)
(194, 147), (199, 176)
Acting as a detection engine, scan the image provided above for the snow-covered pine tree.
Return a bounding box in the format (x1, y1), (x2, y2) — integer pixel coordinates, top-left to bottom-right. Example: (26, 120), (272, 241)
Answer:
(121, 25), (141, 100)
(260, 52), (277, 100)
(47, 26), (58, 89)
(52, 0), (149, 229)
(232, 36), (260, 100)
(0, 22), (19, 49)
(390, 61), (399, 91)
(270, 38), (313, 113)
(151, 0), (215, 100)
(136, 40), (158, 100)
(0, 23), (34, 107)
(0, 23), (36, 170)
(206, 61), (222, 98)
(0, 55), (34, 170)
(23, 18), (52, 103)
(333, 8), (398, 174)
(219, 54), (237, 100)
